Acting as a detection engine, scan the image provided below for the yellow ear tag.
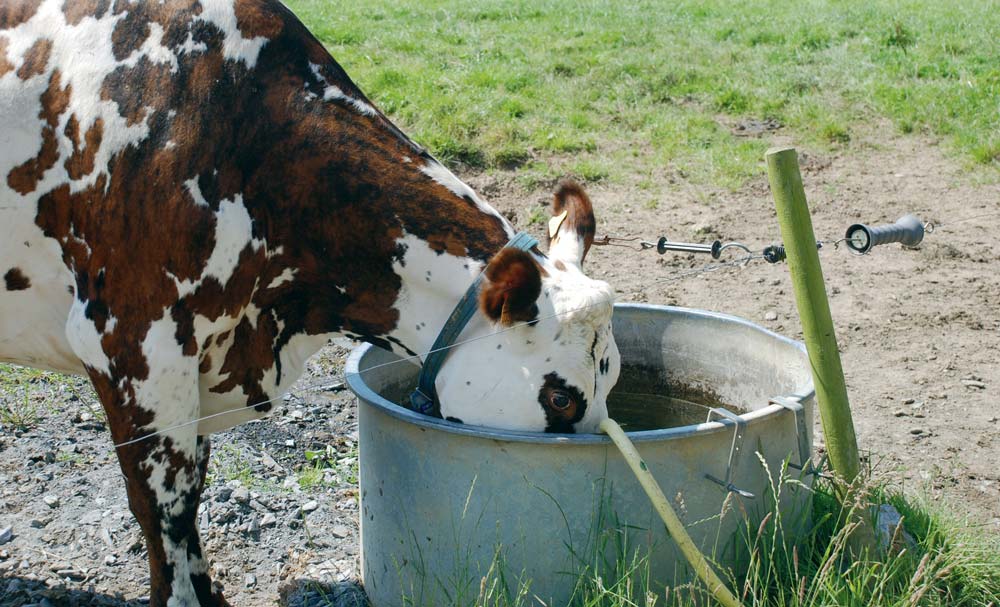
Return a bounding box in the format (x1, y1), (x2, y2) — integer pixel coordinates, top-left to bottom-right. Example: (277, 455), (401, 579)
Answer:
(548, 210), (568, 239)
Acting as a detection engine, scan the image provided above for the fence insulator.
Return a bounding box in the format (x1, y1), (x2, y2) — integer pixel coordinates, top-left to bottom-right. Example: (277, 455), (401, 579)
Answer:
(656, 237), (723, 259)
(844, 214), (925, 255)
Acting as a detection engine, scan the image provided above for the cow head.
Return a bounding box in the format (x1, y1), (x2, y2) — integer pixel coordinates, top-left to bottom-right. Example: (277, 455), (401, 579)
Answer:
(435, 181), (620, 433)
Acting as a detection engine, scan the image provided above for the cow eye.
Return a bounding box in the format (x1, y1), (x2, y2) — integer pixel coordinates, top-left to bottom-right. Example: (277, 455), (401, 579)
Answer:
(548, 391), (572, 410)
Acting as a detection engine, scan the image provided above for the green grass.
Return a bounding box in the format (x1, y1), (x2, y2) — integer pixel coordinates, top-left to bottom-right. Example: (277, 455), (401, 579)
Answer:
(287, 0), (1000, 188)
(297, 442), (359, 489)
(0, 363), (66, 430)
(0, 363), (104, 430)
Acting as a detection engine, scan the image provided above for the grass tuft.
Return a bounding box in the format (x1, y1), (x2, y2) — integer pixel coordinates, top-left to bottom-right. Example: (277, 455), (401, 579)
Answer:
(345, 463), (1000, 607)
(884, 21), (915, 51)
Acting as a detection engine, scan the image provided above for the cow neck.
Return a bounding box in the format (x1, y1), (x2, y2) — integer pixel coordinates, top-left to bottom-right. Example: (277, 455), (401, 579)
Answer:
(408, 231), (539, 417)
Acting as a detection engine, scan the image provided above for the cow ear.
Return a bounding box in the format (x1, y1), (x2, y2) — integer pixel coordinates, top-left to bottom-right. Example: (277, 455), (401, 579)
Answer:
(547, 179), (596, 267)
(479, 248), (542, 326)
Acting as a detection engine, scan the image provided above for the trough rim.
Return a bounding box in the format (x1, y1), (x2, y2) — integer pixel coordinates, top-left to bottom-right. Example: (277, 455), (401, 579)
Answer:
(345, 303), (815, 445)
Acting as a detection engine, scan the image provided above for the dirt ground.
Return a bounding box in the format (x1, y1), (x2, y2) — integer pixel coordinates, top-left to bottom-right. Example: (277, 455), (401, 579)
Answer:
(0, 129), (997, 606)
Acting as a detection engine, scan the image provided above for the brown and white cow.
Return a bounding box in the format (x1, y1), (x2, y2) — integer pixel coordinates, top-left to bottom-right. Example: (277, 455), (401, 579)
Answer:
(0, 0), (621, 604)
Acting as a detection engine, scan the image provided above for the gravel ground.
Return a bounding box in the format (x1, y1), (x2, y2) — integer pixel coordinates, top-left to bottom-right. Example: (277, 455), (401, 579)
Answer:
(0, 341), (368, 607)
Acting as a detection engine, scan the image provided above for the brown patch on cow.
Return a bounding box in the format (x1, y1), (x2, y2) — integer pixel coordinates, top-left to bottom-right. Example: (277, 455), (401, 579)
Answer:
(101, 57), (176, 127)
(16, 37), (51, 80)
(208, 312), (278, 410)
(62, 0), (113, 25)
(0, 0), (42, 29)
(0, 38), (16, 77)
(554, 259), (567, 271)
(480, 249), (542, 326)
(110, 9), (151, 61)
(8, 70), (70, 195)
(4, 268), (30, 291)
(198, 353), (212, 374)
(64, 116), (104, 180)
(549, 179), (597, 263)
(234, 0), (285, 39)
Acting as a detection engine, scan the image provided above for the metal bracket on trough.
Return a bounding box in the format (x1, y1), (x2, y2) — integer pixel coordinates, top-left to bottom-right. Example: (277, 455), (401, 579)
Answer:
(703, 407), (755, 499)
(771, 395), (818, 476)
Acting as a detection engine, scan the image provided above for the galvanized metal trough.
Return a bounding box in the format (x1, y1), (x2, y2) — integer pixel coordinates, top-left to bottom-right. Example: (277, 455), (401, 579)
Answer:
(346, 304), (815, 607)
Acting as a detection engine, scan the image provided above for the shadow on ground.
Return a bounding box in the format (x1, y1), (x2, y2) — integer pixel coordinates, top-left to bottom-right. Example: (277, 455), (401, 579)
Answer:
(0, 576), (369, 607)
(279, 579), (368, 607)
(0, 574), (147, 606)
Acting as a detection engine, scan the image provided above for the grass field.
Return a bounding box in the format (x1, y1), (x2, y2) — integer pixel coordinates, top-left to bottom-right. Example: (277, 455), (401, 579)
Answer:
(287, 0), (1000, 189)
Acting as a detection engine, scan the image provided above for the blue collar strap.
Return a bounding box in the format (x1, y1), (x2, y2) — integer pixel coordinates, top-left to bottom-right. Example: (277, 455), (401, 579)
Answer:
(410, 231), (539, 416)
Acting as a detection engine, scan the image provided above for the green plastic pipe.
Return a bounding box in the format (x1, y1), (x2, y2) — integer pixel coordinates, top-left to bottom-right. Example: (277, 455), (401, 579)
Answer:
(764, 147), (861, 486)
(601, 419), (743, 607)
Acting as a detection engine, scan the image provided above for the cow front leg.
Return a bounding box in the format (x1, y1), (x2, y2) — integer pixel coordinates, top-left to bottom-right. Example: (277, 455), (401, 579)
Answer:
(87, 367), (228, 607)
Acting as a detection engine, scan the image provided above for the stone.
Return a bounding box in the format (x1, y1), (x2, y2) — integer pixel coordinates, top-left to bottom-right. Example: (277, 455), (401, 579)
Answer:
(0, 527), (11, 545)
(302, 500), (319, 513)
(42, 495), (60, 508)
(330, 525), (350, 539)
(260, 451), (280, 470)
(80, 509), (103, 525)
(876, 504), (917, 554)
(764, 311), (778, 321)
(232, 487), (250, 505)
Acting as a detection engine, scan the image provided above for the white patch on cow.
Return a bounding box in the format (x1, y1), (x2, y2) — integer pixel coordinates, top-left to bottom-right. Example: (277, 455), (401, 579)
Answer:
(549, 231), (586, 270)
(195, 0), (268, 67)
(177, 30), (209, 57)
(0, 198), (81, 373)
(184, 178), (209, 207)
(323, 84), (377, 116)
(308, 62), (377, 117)
(122, 22), (178, 72)
(63, 299), (111, 375)
(388, 233), (481, 357)
(419, 159), (512, 230)
(265, 267), (296, 289)
(135, 313), (202, 427)
(174, 186), (259, 301)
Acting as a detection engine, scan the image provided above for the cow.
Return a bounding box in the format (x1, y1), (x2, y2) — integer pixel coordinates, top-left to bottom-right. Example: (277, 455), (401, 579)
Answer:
(0, 0), (621, 605)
